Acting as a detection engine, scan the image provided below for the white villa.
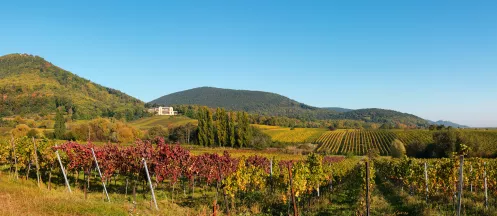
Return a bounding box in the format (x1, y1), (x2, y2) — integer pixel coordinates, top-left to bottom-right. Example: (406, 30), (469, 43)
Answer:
(147, 106), (178, 116)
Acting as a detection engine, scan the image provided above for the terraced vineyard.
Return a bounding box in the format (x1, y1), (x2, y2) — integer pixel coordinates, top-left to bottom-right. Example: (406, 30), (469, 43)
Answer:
(316, 129), (436, 155)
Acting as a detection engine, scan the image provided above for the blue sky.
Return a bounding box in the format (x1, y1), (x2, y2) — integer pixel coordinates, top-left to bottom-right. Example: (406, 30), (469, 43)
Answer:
(1, 1), (496, 127)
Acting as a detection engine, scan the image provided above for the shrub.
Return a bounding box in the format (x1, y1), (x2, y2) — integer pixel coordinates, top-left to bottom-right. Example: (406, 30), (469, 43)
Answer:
(406, 138), (427, 158)
(44, 130), (55, 139)
(11, 124), (30, 137)
(390, 139), (406, 158)
(27, 128), (42, 138)
(147, 125), (168, 140)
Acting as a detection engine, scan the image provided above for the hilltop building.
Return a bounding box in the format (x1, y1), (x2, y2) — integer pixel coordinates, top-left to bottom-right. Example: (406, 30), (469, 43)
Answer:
(147, 106), (178, 116)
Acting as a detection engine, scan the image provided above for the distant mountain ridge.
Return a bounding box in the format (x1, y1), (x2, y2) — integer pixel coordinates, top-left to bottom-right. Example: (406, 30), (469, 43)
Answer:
(427, 120), (469, 128)
(0, 53), (146, 120)
(150, 87), (430, 127)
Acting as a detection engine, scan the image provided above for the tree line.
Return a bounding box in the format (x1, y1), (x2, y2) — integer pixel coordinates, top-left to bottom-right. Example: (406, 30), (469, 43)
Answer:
(196, 107), (270, 148)
(173, 104), (426, 130)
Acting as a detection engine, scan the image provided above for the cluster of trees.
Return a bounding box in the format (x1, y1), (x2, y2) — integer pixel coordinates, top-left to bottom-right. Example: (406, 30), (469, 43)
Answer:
(67, 118), (141, 143)
(403, 129), (497, 158)
(428, 124), (453, 131)
(173, 105), (425, 130)
(196, 107), (271, 148)
(143, 123), (197, 144)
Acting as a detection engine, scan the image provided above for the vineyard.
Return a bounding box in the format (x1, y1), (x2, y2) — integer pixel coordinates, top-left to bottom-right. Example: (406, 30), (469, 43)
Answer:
(316, 130), (400, 155)
(2, 137), (497, 215)
(315, 129), (497, 156)
(256, 125), (326, 144)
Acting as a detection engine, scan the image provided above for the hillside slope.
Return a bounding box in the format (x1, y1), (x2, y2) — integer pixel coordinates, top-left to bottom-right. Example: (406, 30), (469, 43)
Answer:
(150, 87), (429, 127)
(150, 87), (337, 119)
(323, 107), (353, 113)
(427, 120), (469, 128)
(0, 53), (146, 120)
(335, 108), (429, 127)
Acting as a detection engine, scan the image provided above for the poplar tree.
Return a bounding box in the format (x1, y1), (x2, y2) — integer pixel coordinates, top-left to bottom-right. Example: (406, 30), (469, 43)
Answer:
(206, 108), (215, 147)
(215, 108), (228, 146)
(228, 112), (236, 147)
(54, 109), (66, 139)
(242, 112), (252, 146)
(197, 108), (207, 146)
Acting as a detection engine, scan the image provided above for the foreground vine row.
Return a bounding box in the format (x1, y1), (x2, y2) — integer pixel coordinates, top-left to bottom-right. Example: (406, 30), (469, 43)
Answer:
(1, 137), (375, 215)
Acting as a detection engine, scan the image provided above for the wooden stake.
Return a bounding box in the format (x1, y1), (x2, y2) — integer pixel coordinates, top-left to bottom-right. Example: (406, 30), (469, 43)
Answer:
(457, 155), (464, 216)
(470, 165), (473, 193)
(288, 164), (298, 216)
(366, 161), (370, 216)
(125, 178), (128, 198)
(270, 158), (273, 192)
(484, 162), (488, 209)
(32, 138), (41, 187)
(11, 136), (18, 180)
(424, 162), (428, 202)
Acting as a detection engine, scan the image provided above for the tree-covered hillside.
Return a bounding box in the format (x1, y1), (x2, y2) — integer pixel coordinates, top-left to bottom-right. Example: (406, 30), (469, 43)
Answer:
(335, 108), (429, 127)
(150, 87), (338, 120)
(151, 87), (430, 127)
(0, 54), (146, 120)
(322, 107), (353, 113)
(427, 120), (469, 128)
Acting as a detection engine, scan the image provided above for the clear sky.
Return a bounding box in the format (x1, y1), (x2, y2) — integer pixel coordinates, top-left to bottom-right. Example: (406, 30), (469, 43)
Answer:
(1, 1), (496, 127)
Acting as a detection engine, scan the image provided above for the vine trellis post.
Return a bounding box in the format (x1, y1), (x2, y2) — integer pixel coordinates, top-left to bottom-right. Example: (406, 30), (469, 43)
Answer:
(366, 161), (370, 216)
(456, 155), (464, 216)
(55, 144), (72, 193)
(32, 138), (41, 188)
(484, 162), (488, 209)
(142, 158), (158, 210)
(424, 162), (428, 202)
(91, 148), (110, 202)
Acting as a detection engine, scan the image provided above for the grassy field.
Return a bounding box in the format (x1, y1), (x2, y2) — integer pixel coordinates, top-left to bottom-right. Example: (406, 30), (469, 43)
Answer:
(130, 115), (197, 130)
(0, 174), (191, 216)
(254, 125), (327, 144)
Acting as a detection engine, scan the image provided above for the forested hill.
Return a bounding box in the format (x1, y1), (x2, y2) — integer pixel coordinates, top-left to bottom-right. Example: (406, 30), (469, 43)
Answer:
(150, 87), (338, 120)
(150, 87), (430, 127)
(427, 120), (469, 128)
(335, 108), (429, 127)
(322, 107), (354, 113)
(0, 53), (146, 120)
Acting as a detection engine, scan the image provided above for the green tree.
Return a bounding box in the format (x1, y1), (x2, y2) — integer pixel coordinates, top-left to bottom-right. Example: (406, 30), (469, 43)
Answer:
(241, 112), (252, 147)
(405, 138), (427, 158)
(228, 113), (236, 147)
(432, 130), (457, 157)
(197, 108), (207, 146)
(390, 139), (406, 158)
(54, 109), (66, 139)
(206, 108), (215, 147)
(147, 125), (168, 140)
(215, 108), (228, 146)
(236, 112), (244, 147)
